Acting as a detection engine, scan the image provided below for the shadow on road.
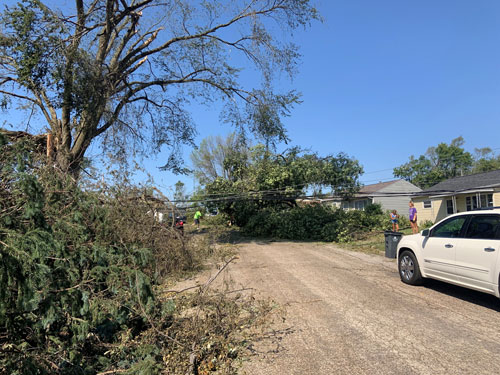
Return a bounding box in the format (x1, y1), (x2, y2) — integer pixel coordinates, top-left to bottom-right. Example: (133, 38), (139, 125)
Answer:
(422, 279), (500, 312)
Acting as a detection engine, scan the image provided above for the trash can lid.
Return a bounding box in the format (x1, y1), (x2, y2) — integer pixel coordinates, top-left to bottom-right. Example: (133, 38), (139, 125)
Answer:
(384, 230), (403, 236)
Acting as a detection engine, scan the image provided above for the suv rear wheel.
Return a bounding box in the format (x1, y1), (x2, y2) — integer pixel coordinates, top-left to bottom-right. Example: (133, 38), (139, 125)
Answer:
(398, 250), (423, 285)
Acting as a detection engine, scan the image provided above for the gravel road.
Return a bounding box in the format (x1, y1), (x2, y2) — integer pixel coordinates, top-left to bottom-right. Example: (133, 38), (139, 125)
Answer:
(221, 241), (500, 375)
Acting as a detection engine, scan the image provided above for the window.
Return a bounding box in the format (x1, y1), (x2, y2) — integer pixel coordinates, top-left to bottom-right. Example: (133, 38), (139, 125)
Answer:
(466, 194), (493, 210)
(351, 200), (370, 210)
(464, 215), (500, 240)
(446, 199), (454, 215)
(342, 201), (356, 210)
(466, 196), (478, 211)
(479, 194), (493, 208)
(423, 200), (432, 209)
(431, 216), (467, 238)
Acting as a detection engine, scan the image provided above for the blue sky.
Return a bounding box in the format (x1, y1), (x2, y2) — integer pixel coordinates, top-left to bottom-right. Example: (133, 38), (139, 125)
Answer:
(149, 0), (500, 196)
(3, 0), (500, 197)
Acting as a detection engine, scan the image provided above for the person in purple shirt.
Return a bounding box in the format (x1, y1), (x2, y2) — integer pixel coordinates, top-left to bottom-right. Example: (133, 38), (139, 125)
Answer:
(409, 201), (418, 234)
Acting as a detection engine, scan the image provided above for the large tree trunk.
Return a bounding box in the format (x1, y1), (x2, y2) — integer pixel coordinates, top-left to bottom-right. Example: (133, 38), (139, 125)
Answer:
(0, 129), (84, 178)
(54, 145), (81, 176)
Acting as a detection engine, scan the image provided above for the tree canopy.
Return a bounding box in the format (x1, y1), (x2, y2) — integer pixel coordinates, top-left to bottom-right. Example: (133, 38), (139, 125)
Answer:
(472, 147), (500, 173)
(393, 137), (499, 188)
(193, 138), (363, 225)
(190, 132), (249, 185)
(0, 0), (318, 175)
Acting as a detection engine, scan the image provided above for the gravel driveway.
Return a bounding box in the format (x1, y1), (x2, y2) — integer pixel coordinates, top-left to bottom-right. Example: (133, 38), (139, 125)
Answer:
(222, 241), (500, 375)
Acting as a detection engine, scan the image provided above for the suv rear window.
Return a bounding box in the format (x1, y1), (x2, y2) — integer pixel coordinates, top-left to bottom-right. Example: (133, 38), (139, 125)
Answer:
(464, 215), (500, 240)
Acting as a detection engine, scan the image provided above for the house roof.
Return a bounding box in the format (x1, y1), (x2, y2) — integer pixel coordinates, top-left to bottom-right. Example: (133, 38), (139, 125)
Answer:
(321, 179), (421, 201)
(359, 180), (399, 194)
(420, 169), (500, 195)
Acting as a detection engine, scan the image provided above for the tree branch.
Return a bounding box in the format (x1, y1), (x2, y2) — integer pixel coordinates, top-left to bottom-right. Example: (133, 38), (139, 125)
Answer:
(119, 2), (281, 71)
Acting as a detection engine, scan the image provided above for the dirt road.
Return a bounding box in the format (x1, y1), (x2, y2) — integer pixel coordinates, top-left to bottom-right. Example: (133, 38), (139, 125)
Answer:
(221, 241), (500, 375)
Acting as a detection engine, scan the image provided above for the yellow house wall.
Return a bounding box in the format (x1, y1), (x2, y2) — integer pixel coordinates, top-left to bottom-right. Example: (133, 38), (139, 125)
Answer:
(455, 196), (467, 213)
(494, 190), (500, 206)
(434, 199), (447, 222)
(412, 197), (445, 224)
(414, 189), (500, 224)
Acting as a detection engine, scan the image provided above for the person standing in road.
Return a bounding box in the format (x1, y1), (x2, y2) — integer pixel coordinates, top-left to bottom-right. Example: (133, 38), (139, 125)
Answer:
(409, 201), (418, 234)
(193, 210), (202, 229)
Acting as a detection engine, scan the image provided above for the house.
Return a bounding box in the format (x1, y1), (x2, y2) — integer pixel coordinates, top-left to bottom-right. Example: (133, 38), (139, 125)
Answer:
(412, 169), (500, 224)
(328, 179), (422, 217)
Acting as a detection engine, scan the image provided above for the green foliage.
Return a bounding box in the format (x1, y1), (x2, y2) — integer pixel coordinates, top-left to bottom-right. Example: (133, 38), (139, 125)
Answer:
(393, 137), (500, 188)
(1, 0), (62, 89)
(420, 220), (434, 229)
(190, 133), (248, 184)
(0, 138), (264, 374)
(0, 142), (160, 373)
(364, 202), (383, 216)
(1, 0), (319, 174)
(173, 180), (188, 204)
(203, 213), (232, 227)
(242, 203), (395, 243)
(472, 147), (500, 173)
(200, 141), (363, 226)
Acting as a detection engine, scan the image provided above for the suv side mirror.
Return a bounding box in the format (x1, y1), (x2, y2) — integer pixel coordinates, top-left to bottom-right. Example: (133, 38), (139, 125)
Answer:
(421, 229), (430, 237)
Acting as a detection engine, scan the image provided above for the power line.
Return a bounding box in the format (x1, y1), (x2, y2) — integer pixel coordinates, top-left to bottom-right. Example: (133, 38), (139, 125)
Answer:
(362, 168), (394, 175)
(170, 185), (463, 204)
(359, 177), (395, 184)
(183, 150), (500, 200)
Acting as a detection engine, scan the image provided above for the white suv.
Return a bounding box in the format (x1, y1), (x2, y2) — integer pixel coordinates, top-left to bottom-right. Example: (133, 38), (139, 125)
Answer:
(397, 209), (500, 298)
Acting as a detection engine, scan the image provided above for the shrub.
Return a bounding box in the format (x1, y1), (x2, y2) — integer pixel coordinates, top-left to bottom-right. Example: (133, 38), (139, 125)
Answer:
(399, 215), (411, 229)
(204, 212), (231, 227)
(242, 204), (394, 242)
(420, 219), (434, 229)
(364, 202), (383, 216)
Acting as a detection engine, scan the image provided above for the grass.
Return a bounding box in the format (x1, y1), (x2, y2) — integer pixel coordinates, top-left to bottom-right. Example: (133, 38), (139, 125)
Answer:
(337, 227), (414, 256)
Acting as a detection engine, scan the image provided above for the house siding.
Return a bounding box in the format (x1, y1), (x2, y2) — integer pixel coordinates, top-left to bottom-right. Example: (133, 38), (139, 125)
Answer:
(334, 179), (421, 214)
(372, 196), (410, 217)
(375, 180), (422, 217)
(414, 189), (500, 223)
(495, 190), (500, 206)
(458, 195), (473, 213)
(412, 197), (445, 224)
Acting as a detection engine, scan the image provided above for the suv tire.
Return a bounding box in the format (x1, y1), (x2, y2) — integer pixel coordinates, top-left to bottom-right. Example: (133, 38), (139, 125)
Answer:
(398, 250), (423, 285)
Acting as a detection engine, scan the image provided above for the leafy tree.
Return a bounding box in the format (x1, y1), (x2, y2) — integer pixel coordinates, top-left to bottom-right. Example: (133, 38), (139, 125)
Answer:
(0, 0), (318, 176)
(394, 137), (474, 188)
(473, 147), (500, 173)
(201, 144), (363, 225)
(190, 133), (249, 184)
(173, 180), (187, 202)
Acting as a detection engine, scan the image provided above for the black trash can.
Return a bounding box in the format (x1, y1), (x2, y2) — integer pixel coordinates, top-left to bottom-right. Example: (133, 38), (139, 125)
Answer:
(384, 231), (403, 258)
